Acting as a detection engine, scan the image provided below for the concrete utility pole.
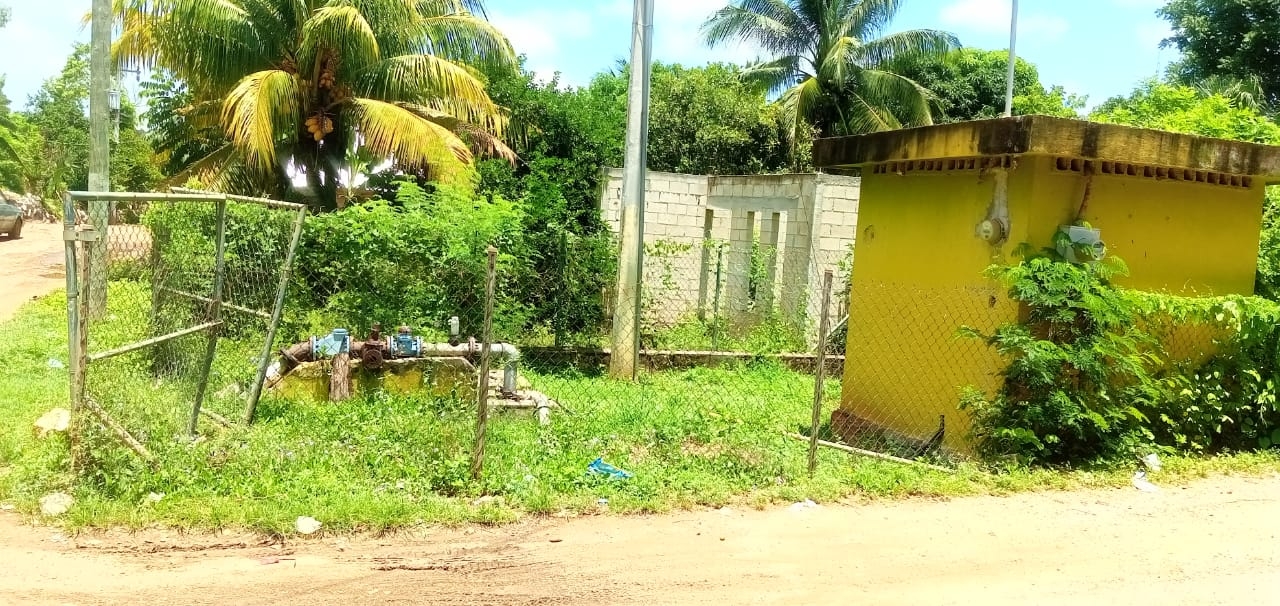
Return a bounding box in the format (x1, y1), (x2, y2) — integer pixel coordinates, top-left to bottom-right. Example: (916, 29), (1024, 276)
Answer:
(1003, 0), (1019, 118)
(87, 0), (113, 315)
(608, 0), (655, 380)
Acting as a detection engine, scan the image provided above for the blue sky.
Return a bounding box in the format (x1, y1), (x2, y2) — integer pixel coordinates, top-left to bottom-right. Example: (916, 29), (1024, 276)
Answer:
(1, 0), (1174, 111)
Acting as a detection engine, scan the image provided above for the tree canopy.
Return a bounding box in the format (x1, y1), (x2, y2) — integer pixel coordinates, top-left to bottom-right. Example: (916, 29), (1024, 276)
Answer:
(890, 48), (1085, 122)
(1160, 0), (1280, 111)
(1090, 80), (1280, 144)
(703, 0), (958, 144)
(1, 45), (162, 198)
(114, 0), (516, 209)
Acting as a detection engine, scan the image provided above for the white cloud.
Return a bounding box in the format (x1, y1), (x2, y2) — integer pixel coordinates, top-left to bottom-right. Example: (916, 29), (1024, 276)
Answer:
(652, 0), (760, 66)
(489, 8), (595, 85)
(940, 0), (1070, 41)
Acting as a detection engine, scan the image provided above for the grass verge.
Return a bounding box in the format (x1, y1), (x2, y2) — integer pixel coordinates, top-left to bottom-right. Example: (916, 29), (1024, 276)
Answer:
(1, 292), (1278, 534)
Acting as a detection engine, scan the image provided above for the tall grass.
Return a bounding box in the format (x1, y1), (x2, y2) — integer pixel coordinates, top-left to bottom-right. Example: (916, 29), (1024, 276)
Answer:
(2, 292), (1279, 533)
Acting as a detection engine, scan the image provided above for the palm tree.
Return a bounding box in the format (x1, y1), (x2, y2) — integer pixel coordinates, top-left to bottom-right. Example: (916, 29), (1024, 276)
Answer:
(703, 0), (958, 144)
(113, 0), (516, 209)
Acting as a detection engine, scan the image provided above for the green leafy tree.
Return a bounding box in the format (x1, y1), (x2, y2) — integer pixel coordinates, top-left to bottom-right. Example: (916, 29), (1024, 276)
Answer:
(1159, 0), (1280, 110)
(581, 62), (793, 174)
(647, 62), (790, 174)
(891, 48), (1085, 122)
(140, 71), (225, 177)
(703, 0), (958, 144)
(1090, 80), (1280, 143)
(12, 45), (162, 198)
(480, 59), (625, 213)
(112, 99), (165, 193)
(0, 9), (21, 172)
(113, 0), (516, 209)
(475, 60), (625, 342)
(25, 46), (92, 197)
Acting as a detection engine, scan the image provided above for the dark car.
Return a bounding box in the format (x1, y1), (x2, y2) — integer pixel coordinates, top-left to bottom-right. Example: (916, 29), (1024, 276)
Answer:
(0, 200), (21, 239)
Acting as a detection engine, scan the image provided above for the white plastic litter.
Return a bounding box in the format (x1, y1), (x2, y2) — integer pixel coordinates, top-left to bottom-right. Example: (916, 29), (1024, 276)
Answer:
(1143, 453), (1162, 472)
(789, 499), (820, 512)
(39, 492), (74, 516)
(1131, 471), (1159, 493)
(295, 516), (323, 535)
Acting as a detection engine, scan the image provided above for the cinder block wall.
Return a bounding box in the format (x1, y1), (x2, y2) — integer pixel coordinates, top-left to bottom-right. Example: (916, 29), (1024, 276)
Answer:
(600, 169), (860, 344)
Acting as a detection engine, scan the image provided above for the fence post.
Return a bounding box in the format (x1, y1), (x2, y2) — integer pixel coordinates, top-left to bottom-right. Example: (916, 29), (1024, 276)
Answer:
(244, 206), (307, 424)
(62, 193), (86, 472)
(188, 196), (228, 436)
(472, 245), (498, 481)
(808, 270), (835, 476)
(712, 246), (723, 352)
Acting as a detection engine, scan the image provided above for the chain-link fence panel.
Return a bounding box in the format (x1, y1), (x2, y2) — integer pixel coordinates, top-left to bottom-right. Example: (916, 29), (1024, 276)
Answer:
(70, 191), (304, 468)
(822, 282), (1016, 465)
(263, 196), (853, 492)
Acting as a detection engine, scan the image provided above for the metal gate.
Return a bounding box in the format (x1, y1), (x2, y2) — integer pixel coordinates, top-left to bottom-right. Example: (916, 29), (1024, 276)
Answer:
(63, 190), (305, 464)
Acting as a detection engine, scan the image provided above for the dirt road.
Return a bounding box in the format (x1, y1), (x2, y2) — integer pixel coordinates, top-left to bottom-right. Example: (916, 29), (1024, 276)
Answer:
(0, 222), (66, 321)
(1, 475), (1277, 605)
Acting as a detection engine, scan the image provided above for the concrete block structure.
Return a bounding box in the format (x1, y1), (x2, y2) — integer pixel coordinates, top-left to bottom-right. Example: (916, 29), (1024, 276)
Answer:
(599, 169), (861, 342)
(813, 115), (1280, 452)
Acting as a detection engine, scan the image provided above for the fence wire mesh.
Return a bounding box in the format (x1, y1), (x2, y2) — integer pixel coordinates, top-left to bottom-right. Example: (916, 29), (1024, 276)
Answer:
(74, 192), (303, 465)
(823, 283), (1015, 464)
(78, 182), (987, 490)
(271, 203), (856, 491)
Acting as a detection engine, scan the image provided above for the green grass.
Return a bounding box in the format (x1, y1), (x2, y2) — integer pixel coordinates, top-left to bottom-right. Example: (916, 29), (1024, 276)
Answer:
(2, 291), (1279, 534)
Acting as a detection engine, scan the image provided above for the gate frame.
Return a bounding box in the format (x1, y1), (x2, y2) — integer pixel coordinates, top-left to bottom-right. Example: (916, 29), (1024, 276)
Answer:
(63, 190), (306, 464)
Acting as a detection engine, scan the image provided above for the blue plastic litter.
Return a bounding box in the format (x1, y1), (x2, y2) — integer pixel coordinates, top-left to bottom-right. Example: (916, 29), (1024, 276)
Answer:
(587, 457), (633, 480)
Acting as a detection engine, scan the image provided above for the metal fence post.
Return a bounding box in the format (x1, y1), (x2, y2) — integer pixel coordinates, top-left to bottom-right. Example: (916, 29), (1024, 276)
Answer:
(472, 246), (498, 481)
(188, 196), (228, 436)
(712, 245), (724, 352)
(808, 270), (835, 476)
(244, 206), (307, 424)
(62, 193), (85, 471)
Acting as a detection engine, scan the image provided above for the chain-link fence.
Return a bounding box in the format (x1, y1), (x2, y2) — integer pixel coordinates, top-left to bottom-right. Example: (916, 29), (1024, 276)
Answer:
(825, 283), (1014, 464)
(72, 183), (986, 489)
(66, 190), (304, 467)
(267, 196), (859, 489)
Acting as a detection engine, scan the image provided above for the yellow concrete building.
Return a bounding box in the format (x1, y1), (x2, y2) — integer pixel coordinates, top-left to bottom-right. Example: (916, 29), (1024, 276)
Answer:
(812, 115), (1280, 452)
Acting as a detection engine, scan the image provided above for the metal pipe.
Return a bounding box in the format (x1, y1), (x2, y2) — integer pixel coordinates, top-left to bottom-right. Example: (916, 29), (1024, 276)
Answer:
(62, 193), (84, 471)
(808, 270), (835, 477)
(1003, 0), (1019, 118)
(71, 191), (224, 203)
(160, 287), (272, 321)
(245, 205), (308, 424)
(171, 187), (308, 210)
(266, 339), (523, 392)
(473, 246), (498, 480)
(87, 321), (222, 363)
(189, 197), (228, 436)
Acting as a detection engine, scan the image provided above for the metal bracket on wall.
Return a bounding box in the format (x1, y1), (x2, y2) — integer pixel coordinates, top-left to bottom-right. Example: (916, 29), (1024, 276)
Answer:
(62, 227), (101, 242)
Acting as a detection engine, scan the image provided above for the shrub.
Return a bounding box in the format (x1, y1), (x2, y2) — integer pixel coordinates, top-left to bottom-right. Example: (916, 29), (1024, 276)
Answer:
(963, 253), (1280, 465)
(294, 182), (530, 338)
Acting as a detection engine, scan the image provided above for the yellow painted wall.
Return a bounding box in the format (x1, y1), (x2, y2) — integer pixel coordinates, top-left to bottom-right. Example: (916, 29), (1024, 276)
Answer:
(840, 170), (1026, 451)
(840, 155), (1267, 452)
(1024, 155), (1265, 295)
